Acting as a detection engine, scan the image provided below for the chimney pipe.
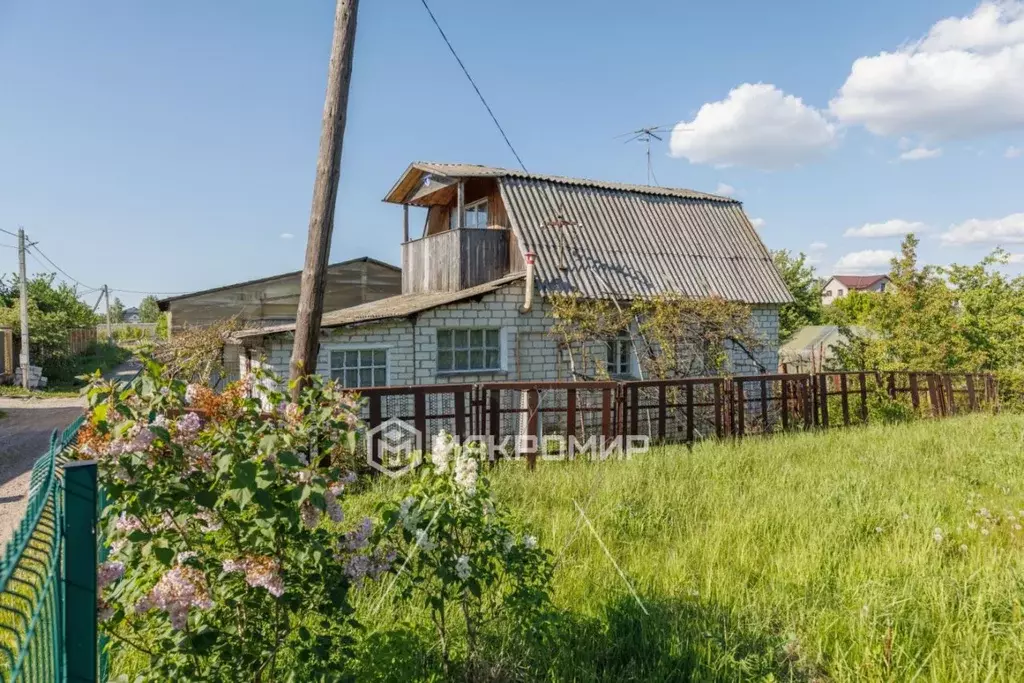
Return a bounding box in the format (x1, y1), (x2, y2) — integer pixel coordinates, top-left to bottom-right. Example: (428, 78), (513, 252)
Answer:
(520, 251), (536, 314)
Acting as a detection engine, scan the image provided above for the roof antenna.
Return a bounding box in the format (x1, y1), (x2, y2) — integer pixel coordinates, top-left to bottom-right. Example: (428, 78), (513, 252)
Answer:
(616, 124), (687, 186)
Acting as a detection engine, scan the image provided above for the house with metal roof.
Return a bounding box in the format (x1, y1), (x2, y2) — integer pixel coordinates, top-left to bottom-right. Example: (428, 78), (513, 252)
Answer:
(821, 274), (891, 305)
(230, 163), (792, 388)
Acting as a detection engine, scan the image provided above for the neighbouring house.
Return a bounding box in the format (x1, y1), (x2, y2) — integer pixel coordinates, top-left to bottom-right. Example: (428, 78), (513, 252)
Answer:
(122, 307), (141, 324)
(230, 162), (792, 389)
(821, 274), (890, 305)
(779, 325), (873, 373)
(157, 257), (402, 336)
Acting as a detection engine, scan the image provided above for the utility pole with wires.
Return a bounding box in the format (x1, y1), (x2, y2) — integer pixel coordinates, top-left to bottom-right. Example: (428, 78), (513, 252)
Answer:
(290, 0), (360, 398)
(103, 285), (112, 342)
(17, 228), (32, 389)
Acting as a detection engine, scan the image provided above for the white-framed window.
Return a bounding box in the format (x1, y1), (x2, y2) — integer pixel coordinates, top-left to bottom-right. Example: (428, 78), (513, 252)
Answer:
(823, 290), (832, 298)
(329, 347), (388, 388)
(449, 198), (488, 230)
(437, 328), (501, 372)
(606, 332), (633, 377)
(837, 288), (845, 296)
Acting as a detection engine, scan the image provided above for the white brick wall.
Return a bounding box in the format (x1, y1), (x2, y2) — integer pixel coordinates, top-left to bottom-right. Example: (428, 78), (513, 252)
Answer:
(239, 283), (781, 385)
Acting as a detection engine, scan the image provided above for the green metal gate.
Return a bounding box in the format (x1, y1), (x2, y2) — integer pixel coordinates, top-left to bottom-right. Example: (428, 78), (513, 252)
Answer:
(0, 416), (96, 682)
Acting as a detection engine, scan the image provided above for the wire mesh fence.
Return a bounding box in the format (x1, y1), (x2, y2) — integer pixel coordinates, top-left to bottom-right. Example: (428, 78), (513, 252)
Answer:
(0, 415), (84, 682)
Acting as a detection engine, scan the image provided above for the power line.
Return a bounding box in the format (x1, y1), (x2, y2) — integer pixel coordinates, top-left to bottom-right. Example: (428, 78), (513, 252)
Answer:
(29, 243), (97, 291)
(0, 227), (20, 239)
(417, 0), (527, 172)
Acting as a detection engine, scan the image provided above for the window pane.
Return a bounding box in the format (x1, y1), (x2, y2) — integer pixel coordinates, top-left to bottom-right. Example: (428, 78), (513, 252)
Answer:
(344, 369), (358, 388)
(485, 329), (500, 348)
(330, 367), (343, 380)
(470, 329), (483, 347)
(373, 367), (386, 386)
(454, 350), (469, 370)
(438, 351), (452, 371)
(345, 351), (358, 367)
(359, 368), (372, 386)
(359, 351), (373, 367)
(437, 330), (452, 349)
(373, 349), (386, 365)
(470, 349), (484, 369)
(454, 330), (469, 348)
(485, 349), (499, 369)
(330, 352), (343, 369)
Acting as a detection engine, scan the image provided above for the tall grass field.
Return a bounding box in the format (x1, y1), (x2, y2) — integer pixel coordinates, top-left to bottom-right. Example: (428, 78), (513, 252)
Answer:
(352, 413), (1024, 682)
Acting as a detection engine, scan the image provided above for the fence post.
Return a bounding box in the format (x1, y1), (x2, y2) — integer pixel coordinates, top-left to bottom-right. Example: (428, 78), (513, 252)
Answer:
(64, 460), (98, 683)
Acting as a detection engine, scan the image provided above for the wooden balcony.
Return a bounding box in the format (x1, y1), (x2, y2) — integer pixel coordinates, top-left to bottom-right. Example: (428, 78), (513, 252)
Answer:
(401, 228), (516, 294)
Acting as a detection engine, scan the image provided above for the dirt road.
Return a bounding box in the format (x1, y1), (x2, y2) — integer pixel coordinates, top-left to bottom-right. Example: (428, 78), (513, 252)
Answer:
(0, 397), (84, 543)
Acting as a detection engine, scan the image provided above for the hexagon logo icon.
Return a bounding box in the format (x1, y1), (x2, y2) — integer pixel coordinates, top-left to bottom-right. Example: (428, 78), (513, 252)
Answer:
(365, 417), (422, 478)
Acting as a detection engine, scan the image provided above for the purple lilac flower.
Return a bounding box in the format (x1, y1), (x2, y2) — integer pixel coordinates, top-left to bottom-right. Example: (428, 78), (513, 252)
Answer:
(222, 556), (285, 598)
(98, 561), (125, 589)
(342, 518), (373, 552)
(300, 501), (321, 529)
(175, 412), (203, 442)
(115, 512), (144, 533)
(135, 567), (213, 631)
(325, 484), (345, 524)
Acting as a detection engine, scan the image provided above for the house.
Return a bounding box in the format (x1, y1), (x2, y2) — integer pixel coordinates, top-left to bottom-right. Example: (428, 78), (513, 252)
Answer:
(230, 162), (792, 388)
(122, 307), (141, 324)
(779, 325), (873, 373)
(157, 257), (402, 336)
(821, 274), (890, 305)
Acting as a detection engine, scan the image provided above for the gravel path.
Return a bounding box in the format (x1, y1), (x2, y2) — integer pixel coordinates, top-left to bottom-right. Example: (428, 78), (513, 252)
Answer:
(0, 397), (84, 544)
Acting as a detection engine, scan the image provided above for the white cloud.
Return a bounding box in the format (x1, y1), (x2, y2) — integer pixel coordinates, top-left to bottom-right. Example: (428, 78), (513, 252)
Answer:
(830, 1), (1024, 139)
(809, 241), (828, 251)
(280, 232), (294, 240)
(899, 145), (943, 160)
(715, 182), (736, 196)
(939, 212), (1024, 244)
(844, 219), (928, 238)
(834, 249), (897, 272)
(1007, 252), (1024, 262)
(670, 83), (837, 169)
(1007, 145), (1024, 157)
(749, 217), (765, 228)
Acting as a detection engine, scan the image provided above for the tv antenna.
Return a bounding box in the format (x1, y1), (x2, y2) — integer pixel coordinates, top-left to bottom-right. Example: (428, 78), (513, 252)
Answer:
(616, 124), (686, 186)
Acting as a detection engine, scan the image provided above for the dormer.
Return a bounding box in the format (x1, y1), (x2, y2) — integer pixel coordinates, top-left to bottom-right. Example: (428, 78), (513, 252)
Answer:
(384, 163), (525, 294)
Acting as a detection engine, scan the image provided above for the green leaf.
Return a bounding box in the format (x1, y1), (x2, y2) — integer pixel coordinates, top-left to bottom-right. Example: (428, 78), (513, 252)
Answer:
(153, 546), (175, 566)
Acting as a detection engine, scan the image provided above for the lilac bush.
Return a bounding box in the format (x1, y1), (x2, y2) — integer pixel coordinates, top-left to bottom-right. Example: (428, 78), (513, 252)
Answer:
(79, 357), (391, 681)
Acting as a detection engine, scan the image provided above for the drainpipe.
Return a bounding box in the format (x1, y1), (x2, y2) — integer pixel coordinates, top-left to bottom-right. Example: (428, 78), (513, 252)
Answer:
(520, 251), (536, 314)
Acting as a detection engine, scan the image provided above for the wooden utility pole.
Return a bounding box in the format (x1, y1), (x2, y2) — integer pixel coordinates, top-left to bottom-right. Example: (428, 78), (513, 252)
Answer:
(104, 285), (112, 342)
(289, 0), (360, 397)
(17, 228), (30, 389)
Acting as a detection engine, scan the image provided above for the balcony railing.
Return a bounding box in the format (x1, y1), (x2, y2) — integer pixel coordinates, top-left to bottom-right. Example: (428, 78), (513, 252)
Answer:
(401, 228), (513, 293)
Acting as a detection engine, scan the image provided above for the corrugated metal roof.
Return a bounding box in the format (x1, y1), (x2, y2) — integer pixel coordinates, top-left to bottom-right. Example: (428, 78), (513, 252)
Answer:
(384, 162), (735, 204)
(232, 273), (524, 339)
(499, 176), (792, 304)
(829, 274), (889, 290)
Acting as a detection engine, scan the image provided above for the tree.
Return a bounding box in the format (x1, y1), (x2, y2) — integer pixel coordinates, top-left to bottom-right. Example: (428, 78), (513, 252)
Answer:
(138, 295), (161, 323)
(822, 289), (881, 326)
(0, 272), (99, 368)
(771, 250), (823, 343)
(109, 297), (125, 323)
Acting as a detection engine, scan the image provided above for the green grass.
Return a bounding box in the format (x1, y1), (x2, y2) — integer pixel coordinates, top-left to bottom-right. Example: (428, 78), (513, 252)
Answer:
(352, 413), (1024, 682)
(1, 343), (130, 398)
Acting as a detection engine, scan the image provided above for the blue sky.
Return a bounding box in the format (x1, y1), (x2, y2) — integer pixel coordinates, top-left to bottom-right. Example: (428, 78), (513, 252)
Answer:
(2, 0), (1023, 305)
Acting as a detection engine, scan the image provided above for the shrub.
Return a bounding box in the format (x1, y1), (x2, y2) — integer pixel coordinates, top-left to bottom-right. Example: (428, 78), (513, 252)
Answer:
(79, 359), (391, 681)
(376, 432), (555, 679)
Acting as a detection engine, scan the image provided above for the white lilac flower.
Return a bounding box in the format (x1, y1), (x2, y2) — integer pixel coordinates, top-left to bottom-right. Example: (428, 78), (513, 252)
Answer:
(222, 556), (285, 597)
(932, 527), (944, 543)
(523, 535), (538, 550)
(502, 534), (515, 554)
(399, 496), (421, 529)
(454, 451), (478, 496)
(455, 554), (471, 581)
(195, 509), (222, 532)
(97, 561), (125, 589)
(151, 414), (170, 429)
(115, 513), (143, 533)
(135, 566), (213, 630)
(300, 501), (321, 529)
(431, 431), (454, 474)
(184, 384), (201, 405)
(325, 484), (345, 523)
(175, 551), (197, 565)
(414, 529), (435, 552)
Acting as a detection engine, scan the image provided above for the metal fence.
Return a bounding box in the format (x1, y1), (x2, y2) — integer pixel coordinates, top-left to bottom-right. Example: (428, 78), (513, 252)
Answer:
(359, 371), (998, 469)
(0, 416), (97, 682)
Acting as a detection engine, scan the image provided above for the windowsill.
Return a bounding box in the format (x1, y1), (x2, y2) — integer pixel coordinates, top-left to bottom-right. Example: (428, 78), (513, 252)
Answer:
(435, 369), (508, 377)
